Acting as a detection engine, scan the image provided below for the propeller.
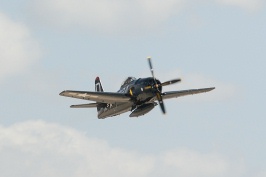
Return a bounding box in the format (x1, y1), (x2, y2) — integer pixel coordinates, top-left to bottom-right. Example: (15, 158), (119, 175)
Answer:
(147, 57), (181, 114)
(161, 78), (181, 86)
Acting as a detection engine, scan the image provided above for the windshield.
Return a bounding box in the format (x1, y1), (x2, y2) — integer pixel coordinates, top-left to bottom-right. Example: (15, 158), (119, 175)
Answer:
(121, 77), (136, 87)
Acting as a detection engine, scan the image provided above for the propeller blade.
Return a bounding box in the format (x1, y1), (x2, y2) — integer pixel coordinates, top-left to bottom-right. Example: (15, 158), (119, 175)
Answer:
(147, 57), (155, 78)
(161, 78), (181, 86)
(156, 92), (166, 114)
(145, 79), (181, 89)
(147, 56), (166, 115)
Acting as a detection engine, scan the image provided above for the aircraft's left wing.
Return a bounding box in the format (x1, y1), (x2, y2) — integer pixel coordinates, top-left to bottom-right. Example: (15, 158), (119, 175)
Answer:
(162, 87), (215, 100)
(59, 90), (131, 103)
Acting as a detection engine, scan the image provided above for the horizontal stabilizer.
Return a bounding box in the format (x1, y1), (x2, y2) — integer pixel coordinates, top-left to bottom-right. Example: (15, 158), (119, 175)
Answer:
(70, 103), (98, 108)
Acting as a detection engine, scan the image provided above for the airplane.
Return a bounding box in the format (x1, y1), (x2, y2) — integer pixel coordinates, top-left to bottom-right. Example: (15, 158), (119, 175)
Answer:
(59, 57), (215, 119)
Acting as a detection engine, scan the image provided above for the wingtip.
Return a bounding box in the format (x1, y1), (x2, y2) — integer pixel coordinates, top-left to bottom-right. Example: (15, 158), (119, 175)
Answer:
(59, 90), (66, 96)
(206, 87), (215, 92)
(205, 87), (215, 92)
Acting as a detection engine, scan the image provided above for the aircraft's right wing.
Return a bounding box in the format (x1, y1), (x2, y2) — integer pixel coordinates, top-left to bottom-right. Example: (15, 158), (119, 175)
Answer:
(162, 87), (215, 100)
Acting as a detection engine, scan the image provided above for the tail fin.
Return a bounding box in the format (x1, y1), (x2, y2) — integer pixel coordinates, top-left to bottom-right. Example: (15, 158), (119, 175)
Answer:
(95, 77), (104, 92)
(95, 77), (105, 114)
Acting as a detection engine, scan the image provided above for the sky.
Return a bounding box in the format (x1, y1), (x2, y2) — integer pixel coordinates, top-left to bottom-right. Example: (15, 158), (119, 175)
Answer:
(0, 0), (266, 176)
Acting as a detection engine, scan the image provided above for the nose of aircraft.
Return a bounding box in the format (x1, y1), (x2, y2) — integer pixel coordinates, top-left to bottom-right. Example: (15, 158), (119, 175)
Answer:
(154, 79), (162, 92)
(143, 78), (162, 92)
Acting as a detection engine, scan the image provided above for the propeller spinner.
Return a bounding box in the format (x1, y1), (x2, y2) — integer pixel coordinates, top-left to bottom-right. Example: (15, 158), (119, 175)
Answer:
(147, 57), (181, 114)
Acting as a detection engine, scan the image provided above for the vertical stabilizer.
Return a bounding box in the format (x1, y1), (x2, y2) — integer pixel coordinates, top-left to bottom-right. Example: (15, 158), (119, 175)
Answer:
(95, 77), (104, 92)
(95, 77), (105, 114)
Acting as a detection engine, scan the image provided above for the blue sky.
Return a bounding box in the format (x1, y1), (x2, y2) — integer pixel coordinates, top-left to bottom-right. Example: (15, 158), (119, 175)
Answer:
(0, 0), (266, 177)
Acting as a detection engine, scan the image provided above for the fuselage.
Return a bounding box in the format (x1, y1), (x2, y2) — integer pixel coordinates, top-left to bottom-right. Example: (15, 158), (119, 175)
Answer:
(98, 77), (161, 118)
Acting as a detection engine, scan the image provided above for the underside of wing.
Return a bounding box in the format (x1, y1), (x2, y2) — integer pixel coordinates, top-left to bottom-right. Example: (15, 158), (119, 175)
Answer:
(70, 103), (98, 108)
(59, 90), (131, 103)
(162, 87), (215, 100)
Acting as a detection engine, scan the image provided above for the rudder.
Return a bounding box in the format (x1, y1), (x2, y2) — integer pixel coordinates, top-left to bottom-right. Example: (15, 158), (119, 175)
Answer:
(95, 77), (105, 114)
(95, 77), (104, 92)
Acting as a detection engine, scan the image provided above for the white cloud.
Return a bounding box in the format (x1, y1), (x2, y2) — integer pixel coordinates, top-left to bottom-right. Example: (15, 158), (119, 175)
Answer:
(29, 0), (184, 34)
(0, 120), (244, 177)
(159, 148), (245, 177)
(28, 0), (264, 34)
(256, 170), (266, 177)
(0, 12), (40, 82)
(0, 121), (154, 177)
(162, 149), (228, 177)
(215, 0), (263, 11)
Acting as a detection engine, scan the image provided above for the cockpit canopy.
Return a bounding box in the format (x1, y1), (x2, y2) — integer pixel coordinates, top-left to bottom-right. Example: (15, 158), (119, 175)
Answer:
(121, 77), (136, 87)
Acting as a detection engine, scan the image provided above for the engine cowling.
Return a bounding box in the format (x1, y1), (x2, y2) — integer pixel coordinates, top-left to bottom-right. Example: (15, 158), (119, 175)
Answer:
(129, 103), (156, 117)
